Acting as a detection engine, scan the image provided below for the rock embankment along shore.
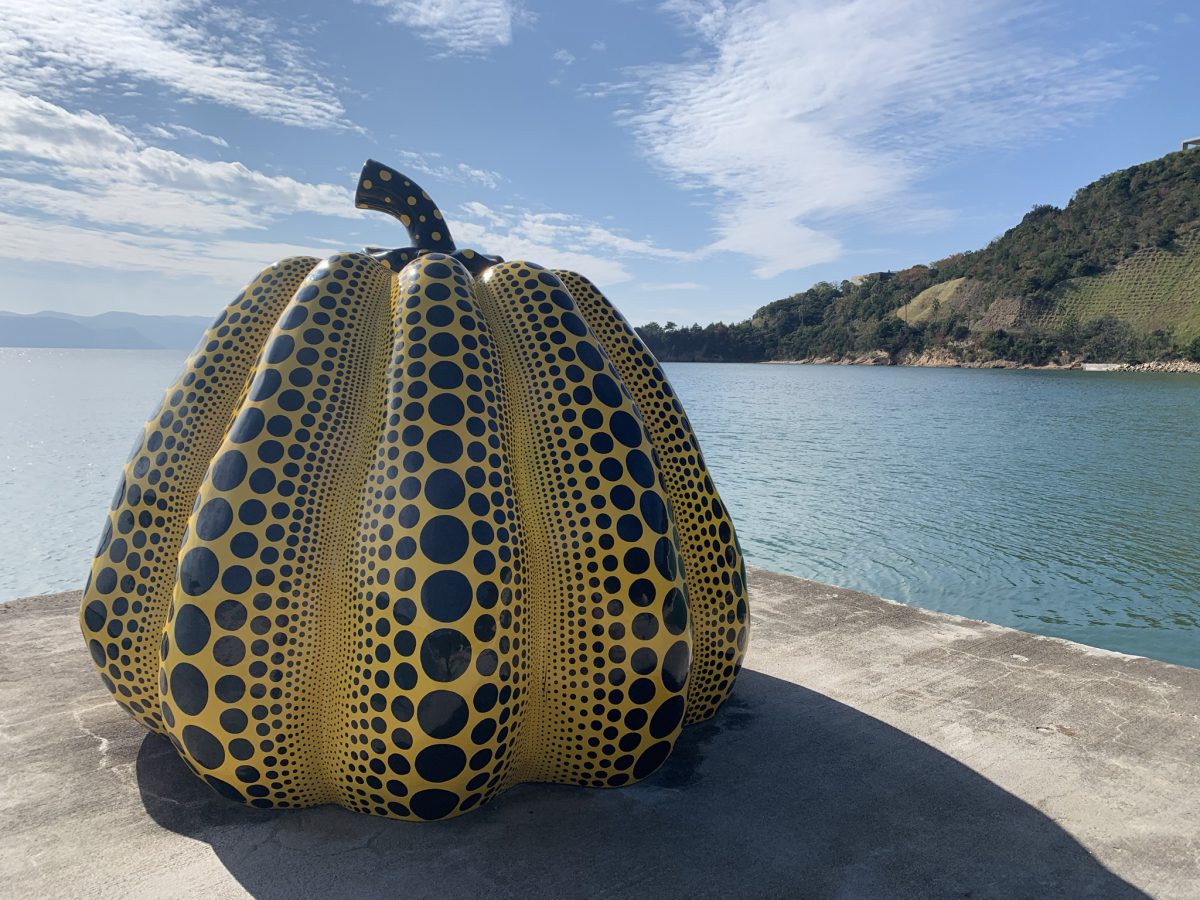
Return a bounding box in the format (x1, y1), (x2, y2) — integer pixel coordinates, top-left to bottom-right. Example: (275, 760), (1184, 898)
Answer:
(766, 350), (1200, 372)
(2, 567), (1198, 898)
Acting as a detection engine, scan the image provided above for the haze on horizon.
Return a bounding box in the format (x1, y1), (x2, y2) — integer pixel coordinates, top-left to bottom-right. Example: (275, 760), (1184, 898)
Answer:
(0, 0), (1195, 327)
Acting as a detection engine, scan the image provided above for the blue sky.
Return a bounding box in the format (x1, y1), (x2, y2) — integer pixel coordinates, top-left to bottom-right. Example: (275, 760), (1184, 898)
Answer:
(0, 0), (1195, 326)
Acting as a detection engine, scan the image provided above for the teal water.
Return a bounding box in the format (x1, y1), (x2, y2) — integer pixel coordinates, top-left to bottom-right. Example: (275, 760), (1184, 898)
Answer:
(667, 362), (1200, 668)
(1, 349), (1197, 668)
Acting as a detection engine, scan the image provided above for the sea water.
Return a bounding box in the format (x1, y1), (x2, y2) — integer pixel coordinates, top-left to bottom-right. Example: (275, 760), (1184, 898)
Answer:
(1, 349), (1196, 668)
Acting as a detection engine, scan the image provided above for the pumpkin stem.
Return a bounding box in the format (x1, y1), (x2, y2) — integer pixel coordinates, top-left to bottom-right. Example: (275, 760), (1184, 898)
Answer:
(355, 160), (457, 253)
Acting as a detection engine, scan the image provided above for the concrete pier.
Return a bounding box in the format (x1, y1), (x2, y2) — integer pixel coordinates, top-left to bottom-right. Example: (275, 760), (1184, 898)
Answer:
(2, 568), (1197, 898)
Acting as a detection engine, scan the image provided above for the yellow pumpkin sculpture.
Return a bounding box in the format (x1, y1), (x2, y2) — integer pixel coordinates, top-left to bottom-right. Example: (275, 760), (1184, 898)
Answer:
(80, 160), (748, 820)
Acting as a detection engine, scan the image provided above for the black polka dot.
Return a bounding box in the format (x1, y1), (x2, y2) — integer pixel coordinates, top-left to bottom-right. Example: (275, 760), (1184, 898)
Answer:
(213, 635), (246, 666)
(174, 604), (211, 655)
(425, 282), (451, 302)
(428, 432), (465, 469)
(617, 515), (643, 542)
(95, 568), (117, 594)
(221, 565), (251, 594)
(425, 469), (465, 509)
(410, 788), (458, 820)
(649, 695), (686, 738)
(211, 451), (247, 490)
(279, 304), (307, 329)
(249, 370), (280, 401)
(625, 449), (655, 488)
(429, 394), (464, 426)
(421, 629), (471, 681)
(475, 648), (498, 676)
(421, 569), (473, 622)
(654, 538), (677, 580)
(394, 597), (417, 625)
(259, 441), (284, 465)
(592, 372), (622, 407)
(204, 775), (243, 802)
(473, 683), (498, 713)
(633, 740), (671, 779)
(278, 389), (304, 411)
(662, 639), (690, 691)
(430, 333), (459, 356)
(195, 498), (233, 541)
(249, 468), (275, 494)
(420, 516), (469, 564)
(640, 492), (669, 534)
(631, 646), (658, 674)
(238, 500), (266, 525)
(629, 578), (656, 607)
(429, 361), (463, 389)
(609, 410), (642, 448)
(230, 408), (265, 444)
(220, 708), (247, 733)
(179, 547), (219, 596)
(215, 674), (245, 703)
(94, 519), (112, 557)
(266, 334), (294, 363)
(231, 532), (258, 558)
(417, 691), (469, 739)
(170, 663), (208, 715)
(577, 342), (604, 371)
(416, 744), (466, 783)
(662, 588), (688, 635)
(182, 724), (225, 769)
(83, 600), (106, 632)
(629, 677), (656, 705)
(215, 599), (247, 630)
(624, 547), (649, 574)
(229, 739), (254, 760)
(632, 612), (658, 640)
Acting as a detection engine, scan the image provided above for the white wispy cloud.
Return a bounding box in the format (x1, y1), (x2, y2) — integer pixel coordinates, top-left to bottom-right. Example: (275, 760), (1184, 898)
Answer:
(0, 92), (358, 235)
(553, 49), (576, 65)
(453, 202), (699, 286)
(0, 211), (328, 283)
(392, 150), (503, 189)
(636, 281), (704, 290)
(0, 91), (361, 280)
(0, 89), (696, 292)
(146, 123), (230, 148)
(629, 0), (1141, 278)
(0, 0), (349, 129)
(360, 0), (532, 54)
(591, 40), (607, 52)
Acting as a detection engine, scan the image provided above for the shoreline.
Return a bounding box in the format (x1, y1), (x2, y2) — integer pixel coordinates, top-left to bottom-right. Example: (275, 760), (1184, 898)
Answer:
(758, 353), (1200, 372)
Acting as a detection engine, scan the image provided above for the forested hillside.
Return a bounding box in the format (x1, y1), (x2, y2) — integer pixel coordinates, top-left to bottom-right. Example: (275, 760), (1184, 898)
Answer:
(638, 150), (1200, 365)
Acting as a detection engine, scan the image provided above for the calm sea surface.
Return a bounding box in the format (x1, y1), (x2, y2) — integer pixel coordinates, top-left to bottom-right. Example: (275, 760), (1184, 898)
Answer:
(1, 349), (1197, 668)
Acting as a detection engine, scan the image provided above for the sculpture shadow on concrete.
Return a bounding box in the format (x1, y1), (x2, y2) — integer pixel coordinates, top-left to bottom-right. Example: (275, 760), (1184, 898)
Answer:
(136, 669), (1146, 899)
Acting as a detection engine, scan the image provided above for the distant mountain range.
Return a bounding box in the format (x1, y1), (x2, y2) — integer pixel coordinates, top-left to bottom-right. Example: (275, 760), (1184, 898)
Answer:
(0, 310), (212, 349)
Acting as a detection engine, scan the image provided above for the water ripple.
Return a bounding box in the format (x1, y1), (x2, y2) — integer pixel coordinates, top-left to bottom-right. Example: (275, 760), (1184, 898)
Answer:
(668, 362), (1200, 669)
(1, 351), (1197, 669)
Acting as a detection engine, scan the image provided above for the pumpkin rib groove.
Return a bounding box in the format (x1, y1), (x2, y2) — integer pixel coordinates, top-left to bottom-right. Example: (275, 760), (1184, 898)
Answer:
(555, 271), (750, 724)
(472, 269), (564, 786)
(477, 262), (693, 787)
(79, 256), (318, 734)
(161, 253), (393, 807)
